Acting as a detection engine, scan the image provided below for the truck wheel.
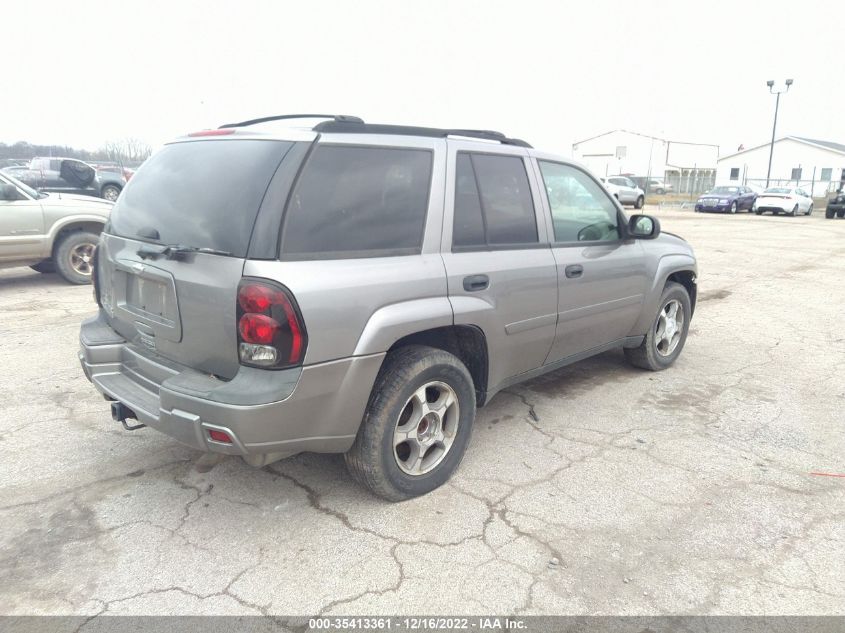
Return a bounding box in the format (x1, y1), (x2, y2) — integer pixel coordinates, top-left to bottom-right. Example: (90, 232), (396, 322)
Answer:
(101, 185), (121, 201)
(30, 261), (55, 274)
(825, 208), (835, 219)
(54, 231), (98, 284)
(624, 282), (691, 371)
(345, 345), (476, 501)
(838, 210), (845, 219)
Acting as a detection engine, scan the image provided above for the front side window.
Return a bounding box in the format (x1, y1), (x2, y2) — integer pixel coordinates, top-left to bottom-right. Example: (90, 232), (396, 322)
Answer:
(281, 145), (433, 258)
(538, 161), (620, 243)
(452, 153), (538, 248)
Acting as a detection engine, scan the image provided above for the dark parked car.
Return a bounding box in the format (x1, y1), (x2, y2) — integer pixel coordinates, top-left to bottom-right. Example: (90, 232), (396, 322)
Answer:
(694, 185), (756, 214)
(825, 190), (845, 219)
(4, 157), (126, 201)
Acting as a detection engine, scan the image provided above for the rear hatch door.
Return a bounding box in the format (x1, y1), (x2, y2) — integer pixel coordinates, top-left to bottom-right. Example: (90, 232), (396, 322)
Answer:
(97, 137), (298, 379)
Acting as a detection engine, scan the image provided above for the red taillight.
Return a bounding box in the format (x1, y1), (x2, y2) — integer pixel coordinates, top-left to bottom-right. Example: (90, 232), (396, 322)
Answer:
(236, 280), (307, 368)
(238, 313), (280, 344)
(187, 128), (236, 137)
(238, 284), (284, 313)
(208, 429), (232, 444)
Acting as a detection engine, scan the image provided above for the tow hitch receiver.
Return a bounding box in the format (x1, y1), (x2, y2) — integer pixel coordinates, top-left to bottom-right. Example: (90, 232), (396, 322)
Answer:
(110, 401), (146, 431)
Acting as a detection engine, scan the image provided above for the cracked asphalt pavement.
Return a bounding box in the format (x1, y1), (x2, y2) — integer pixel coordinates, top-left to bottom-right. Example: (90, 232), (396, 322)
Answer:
(1, 208), (844, 616)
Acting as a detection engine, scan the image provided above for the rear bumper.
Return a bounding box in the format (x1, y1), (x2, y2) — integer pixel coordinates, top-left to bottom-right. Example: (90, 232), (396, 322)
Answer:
(79, 313), (384, 460)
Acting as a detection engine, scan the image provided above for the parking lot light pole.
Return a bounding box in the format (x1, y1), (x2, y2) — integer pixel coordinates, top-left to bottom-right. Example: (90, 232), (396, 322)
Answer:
(765, 79), (793, 188)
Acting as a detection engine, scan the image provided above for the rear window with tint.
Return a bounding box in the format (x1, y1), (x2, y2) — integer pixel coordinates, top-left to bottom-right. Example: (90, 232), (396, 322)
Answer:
(280, 145), (433, 259)
(108, 140), (293, 257)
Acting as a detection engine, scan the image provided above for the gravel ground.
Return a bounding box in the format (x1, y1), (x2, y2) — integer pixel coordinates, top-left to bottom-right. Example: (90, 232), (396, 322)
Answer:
(1, 208), (843, 616)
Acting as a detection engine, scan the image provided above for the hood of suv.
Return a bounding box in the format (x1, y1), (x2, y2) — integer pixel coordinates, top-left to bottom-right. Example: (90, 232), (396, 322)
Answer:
(41, 192), (113, 207)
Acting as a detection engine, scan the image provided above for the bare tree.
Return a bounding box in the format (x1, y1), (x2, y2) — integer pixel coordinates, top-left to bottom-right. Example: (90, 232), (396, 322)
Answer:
(98, 138), (152, 165)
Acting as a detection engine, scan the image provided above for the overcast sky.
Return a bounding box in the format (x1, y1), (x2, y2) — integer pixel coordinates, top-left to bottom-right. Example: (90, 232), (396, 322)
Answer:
(3, 0), (841, 157)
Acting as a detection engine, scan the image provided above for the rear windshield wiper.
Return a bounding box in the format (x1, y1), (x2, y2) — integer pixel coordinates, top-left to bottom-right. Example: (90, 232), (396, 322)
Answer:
(137, 243), (232, 260)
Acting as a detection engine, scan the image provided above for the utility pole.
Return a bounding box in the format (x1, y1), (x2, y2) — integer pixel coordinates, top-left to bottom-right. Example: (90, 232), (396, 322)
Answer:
(765, 79), (793, 188)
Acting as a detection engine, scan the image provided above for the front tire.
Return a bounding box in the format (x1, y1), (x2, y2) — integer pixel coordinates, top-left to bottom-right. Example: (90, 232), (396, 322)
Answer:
(838, 210), (845, 219)
(826, 208), (835, 219)
(345, 345), (476, 501)
(624, 282), (691, 371)
(729, 202), (737, 214)
(54, 231), (99, 284)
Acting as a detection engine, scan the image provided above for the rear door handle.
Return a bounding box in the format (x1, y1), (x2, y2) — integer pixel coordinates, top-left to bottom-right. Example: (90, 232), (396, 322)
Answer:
(463, 274), (489, 292)
(565, 264), (583, 279)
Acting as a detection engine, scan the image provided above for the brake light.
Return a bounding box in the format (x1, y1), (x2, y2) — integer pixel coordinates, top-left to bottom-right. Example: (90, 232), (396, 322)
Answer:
(236, 279), (307, 368)
(187, 128), (236, 137)
(239, 314), (280, 344)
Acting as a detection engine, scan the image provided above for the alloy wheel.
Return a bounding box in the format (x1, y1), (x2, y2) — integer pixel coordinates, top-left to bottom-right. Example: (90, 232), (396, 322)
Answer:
(393, 381), (460, 476)
(655, 299), (684, 357)
(69, 242), (96, 276)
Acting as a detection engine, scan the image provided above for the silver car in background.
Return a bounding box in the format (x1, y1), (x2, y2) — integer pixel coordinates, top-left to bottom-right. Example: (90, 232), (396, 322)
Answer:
(600, 175), (646, 208)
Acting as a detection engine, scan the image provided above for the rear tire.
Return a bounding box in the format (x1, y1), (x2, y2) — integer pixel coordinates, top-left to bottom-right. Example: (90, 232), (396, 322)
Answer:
(624, 282), (691, 371)
(754, 209), (763, 215)
(345, 345), (476, 501)
(54, 231), (99, 284)
(838, 210), (845, 219)
(635, 195), (645, 209)
(788, 205), (798, 216)
(806, 204), (813, 216)
(101, 184), (121, 202)
(30, 261), (55, 274)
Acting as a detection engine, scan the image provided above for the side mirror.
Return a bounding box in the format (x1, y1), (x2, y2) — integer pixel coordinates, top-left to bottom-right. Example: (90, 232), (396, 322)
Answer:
(0, 184), (21, 201)
(629, 214), (660, 239)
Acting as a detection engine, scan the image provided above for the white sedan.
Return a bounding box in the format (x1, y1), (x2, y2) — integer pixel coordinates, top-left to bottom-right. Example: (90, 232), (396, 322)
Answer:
(753, 187), (814, 216)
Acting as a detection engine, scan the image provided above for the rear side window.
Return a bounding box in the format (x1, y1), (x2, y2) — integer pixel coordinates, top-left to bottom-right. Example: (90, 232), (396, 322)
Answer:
(453, 153), (538, 248)
(281, 145), (433, 259)
(108, 139), (293, 257)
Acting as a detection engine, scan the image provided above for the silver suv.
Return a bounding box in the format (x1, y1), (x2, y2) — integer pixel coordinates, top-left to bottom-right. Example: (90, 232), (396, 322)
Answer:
(79, 115), (697, 500)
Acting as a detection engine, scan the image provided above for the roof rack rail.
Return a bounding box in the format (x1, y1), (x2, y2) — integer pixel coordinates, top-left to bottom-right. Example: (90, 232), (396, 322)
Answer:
(312, 121), (532, 148)
(219, 114), (364, 129)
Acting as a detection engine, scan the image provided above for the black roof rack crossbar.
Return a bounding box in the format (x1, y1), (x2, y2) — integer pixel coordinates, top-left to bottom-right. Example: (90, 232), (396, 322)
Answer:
(219, 114), (364, 129)
(312, 121), (532, 148)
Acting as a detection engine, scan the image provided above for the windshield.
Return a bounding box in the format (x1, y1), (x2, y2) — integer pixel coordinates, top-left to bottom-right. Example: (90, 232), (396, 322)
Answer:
(764, 187), (792, 194)
(0, 171), (40, 198)
(710, 186), (739, 194)
(108, 139), (294, 257)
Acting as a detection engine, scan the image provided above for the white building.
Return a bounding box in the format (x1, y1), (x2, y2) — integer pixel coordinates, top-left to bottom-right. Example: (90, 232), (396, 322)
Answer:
(571, 130), (720, 193)
(717, 136), (845, 197)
